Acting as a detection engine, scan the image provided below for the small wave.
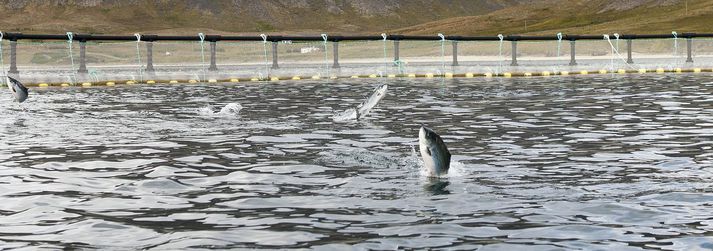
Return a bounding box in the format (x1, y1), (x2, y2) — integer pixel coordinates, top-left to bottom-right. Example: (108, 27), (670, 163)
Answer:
(198, 103), (243, 117)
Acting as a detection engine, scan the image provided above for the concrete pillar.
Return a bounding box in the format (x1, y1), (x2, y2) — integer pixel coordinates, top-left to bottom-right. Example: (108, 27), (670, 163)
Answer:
(686, 38), (693, 63)
(8, 40), (18, 74)
(627, 39), (634, 64)
(452, 41), (459, 66)
(78, 41), (88, 73)
(569, 40), (577, 66)
(209, 41), (218, 71)
(332, 41), (340, 68)
(146, 42), (155, 72)
(271, 41), (279, 69)
(510, 40), (518, 66)
(393, 40), (400, 62)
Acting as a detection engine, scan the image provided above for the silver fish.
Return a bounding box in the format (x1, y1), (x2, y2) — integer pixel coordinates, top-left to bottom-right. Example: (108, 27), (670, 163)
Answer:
(6, 76), (28, 103)
(355, 84), (387, 120)
(419, 126), (451, 177)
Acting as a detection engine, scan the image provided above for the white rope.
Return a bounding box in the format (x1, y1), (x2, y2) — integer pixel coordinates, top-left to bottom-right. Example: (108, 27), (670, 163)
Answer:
(322, 33), (329, 78)
(438, 33), (446, 75)
(198, 33), (206, 81)
(672, 31), (679, 57)
(134, 33), (143, 82)
(260, 34), (269, 80)
(0, 31), (4, 76)
(382, 33), (388, 76)
(603, 34), (637, 70)
(498, 34), (504, 74)
(604, 34), (614, 72)
(556, 32), (563, 57)
(66, 32), (77, 84)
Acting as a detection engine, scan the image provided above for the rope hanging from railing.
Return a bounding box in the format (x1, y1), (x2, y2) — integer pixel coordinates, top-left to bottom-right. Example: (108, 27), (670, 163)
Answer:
(198, 33), (206, 81)
(134, 33), (143, 82)
(603, 34), (637, 70)
(556, 32), (563, 57)
(498, 34), (504, 74)
(322, 34), (329, 78)
(260, 33), (269, 80)
(66, 32), (77, 84)
(381, 33), (388, 76)
(0, 31), (4, 76)
(438, 33), (446, 74)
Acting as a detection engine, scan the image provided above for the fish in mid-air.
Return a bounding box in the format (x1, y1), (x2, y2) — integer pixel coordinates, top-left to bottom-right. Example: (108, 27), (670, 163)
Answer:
(354, 84), (387, 120)
(419, 126), (451, 177)
(6, 76), (28, 103)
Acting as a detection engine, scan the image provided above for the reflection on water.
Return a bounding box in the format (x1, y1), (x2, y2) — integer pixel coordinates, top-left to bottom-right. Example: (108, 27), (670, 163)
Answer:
(2, 75), (713, 249)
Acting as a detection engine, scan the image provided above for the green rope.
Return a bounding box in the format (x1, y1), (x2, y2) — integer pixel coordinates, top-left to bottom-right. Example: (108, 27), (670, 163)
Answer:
(382, 33), (388, 77)
(261, 34), (269, 80)
(66, 32), (77, 84)
(556, 32), (562, 57)
(322, 34), (329, 78)
(0, 31), (4, 75)
(438, 33), (446, 74)
(134, 33), (143, 82)
(498, 34), (504, 74)
(393, 60), (405, 74)
(199, 33), (207, 81)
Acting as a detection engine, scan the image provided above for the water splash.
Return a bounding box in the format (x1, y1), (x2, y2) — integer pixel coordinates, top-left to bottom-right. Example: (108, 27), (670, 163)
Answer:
(332, 108), (358, 122)
(412, 143), (468, 178)
(198, 103), (243, 117)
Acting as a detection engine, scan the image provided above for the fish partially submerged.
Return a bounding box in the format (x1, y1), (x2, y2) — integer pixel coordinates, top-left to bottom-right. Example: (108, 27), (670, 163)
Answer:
(6, 76), (28, 103)
(419, 126), (451, 177)
(355, 84), (388, 120)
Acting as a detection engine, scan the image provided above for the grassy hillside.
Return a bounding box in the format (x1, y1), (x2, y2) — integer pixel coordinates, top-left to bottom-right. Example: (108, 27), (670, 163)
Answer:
(0, 0), (710, 36)
(394, 0), (713, 35)
(0, 0), (524, 35)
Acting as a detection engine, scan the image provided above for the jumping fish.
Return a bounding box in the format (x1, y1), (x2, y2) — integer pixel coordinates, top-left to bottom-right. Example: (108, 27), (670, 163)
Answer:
(419, 126), (451, 177)
(333, 84), (388, 122)
(355, 84), (388, 119)
(6, 76), (28, 103)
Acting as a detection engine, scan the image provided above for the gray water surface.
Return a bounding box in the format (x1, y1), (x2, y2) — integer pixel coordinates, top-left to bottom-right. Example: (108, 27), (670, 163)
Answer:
(2, 75), (713, 250)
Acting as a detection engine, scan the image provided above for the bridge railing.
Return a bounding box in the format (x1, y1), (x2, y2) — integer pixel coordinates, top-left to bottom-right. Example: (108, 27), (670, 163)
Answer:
(2, 32), (712, 84)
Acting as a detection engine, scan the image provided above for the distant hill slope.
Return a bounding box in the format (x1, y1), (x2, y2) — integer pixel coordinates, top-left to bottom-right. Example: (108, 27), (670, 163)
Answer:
(0, 0), (526, 34)
(395, 0), (713, 35)
(0, 0), (710, 36)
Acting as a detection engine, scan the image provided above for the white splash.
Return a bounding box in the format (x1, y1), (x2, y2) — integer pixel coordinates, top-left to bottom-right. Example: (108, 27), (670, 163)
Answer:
(198, 103), (243, 117)
(332, 108), (358, 122)
(412, 144), (467, 178)
(219, 103), (243, 115)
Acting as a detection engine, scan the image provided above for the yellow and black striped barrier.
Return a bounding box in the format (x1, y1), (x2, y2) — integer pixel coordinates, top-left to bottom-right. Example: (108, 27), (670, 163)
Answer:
(23, 68), (712, 88)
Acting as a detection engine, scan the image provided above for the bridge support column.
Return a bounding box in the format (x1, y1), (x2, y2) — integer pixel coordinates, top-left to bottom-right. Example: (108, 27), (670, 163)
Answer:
(686, 38), (694, 63)
(332, 41), (340, 68)
(627, 39), (634, 64)
(271, 41), (279, 69)
(510, 40), (518, 66)
(393, 40), (400, 63)
(209, 41), (218, 71)
(78, 41), (88, 73)
(9, 40), (18, 75)
(146, 42), (155, 72)
(569, 40), (577, 66)
(452, 41), (459, 66)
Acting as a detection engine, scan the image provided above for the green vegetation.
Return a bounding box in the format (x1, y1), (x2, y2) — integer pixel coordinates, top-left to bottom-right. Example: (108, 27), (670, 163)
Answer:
(0, 0), (710, 36)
